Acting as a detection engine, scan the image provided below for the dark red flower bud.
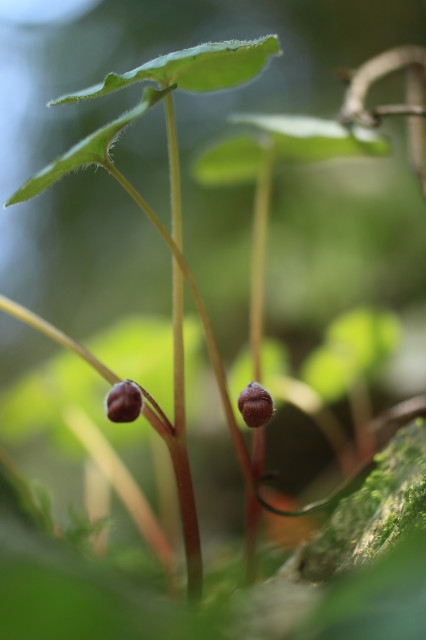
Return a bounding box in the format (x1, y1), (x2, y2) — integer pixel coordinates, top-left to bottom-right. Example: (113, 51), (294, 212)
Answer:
(106, 380), (143, 423)
(237, 381), (274, 428)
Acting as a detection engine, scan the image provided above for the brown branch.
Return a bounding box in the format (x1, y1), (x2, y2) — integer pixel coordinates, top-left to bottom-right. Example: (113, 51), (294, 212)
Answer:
(405, 64), (426, 196)
(340, 45), (426, 126)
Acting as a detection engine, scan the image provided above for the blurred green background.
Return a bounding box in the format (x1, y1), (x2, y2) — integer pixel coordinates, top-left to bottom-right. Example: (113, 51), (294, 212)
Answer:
(1, 0), (426, 543)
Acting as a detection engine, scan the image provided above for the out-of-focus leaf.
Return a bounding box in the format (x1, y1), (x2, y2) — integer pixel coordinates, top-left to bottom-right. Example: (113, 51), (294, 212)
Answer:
(4, 87), (173, 206)
(193, 137), (264, 185)
(301, 308), (400, 402)
(49, 36), (281, 104)
(193, 115), (390, 186)
(0, 315), (203, 455)
(228, 338), (289, 427)
(300, 347), (354, 403)
(326, 307), (400, 373)
(297, 530), (426, 640)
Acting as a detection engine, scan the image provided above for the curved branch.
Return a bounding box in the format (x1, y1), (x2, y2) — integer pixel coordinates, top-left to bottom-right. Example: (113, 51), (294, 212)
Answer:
(340, 45), (426, 126)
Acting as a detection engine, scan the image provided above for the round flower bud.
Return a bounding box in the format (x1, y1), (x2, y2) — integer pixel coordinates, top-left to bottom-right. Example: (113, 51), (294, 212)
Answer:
(106, 380), (143, 423)
(237, 381), (274, 428)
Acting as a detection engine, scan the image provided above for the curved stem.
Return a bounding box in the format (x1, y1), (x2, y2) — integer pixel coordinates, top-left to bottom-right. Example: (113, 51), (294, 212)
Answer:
(245, 140), (275, 583)
(164, 92), (186, 436)
(274, 376), (357, 476)
(0, 293), (120, 386)
(135, 383), (175, 436)
(102, 161), (253, 489)
(63, 406), (176, 587)
(0, 294), (172, 440)
(340, 45), (426, 125)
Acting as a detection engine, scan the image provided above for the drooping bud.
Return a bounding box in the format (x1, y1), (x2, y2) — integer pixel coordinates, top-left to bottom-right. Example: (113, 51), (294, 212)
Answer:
(237, 381), (274, 428)
(106, 380), (143, 423)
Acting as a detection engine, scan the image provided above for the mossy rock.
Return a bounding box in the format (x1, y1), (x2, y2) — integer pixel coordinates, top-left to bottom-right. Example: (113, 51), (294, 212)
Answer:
(298, 419), (426, 583)
(233, 420), (426, 639)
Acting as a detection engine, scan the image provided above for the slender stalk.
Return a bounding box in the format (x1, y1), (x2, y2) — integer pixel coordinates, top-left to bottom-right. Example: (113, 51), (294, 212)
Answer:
(164, 92), (186, 436)
(348, 377), (375, 462)
(274, 376), (358, 476)
(0, 292), (178, 575)
(64, 406), (176, 585)
(151, 435), (180, 550)
(102, 162), (253, 488)
(245, 140), (275, 583)
(84, 459), (110, 556)
(0, 293), (120, 386)
(250, 140), (275, 383)
(167, 435), (203, 603)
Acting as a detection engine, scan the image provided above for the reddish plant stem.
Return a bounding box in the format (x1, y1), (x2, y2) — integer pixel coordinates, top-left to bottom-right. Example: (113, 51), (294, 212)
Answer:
(164, 92), (186, 437)
(166, 434), (203, 603)
(245, 140), (275, 583)
(103, 162), (253, 488)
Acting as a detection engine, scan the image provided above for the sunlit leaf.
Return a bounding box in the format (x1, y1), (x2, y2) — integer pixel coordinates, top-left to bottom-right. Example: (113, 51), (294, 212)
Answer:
(228, 338), (289, 427)
(193, 115), (390, 185)
(49, 36), (281, 105)
(300, 347), (356, 403)
(0, 316), (203, 455)
(301, 308), (400, 402)
(193, 137), (264, 185)
(326, 307), (400, 374)
(4, 86), (173, 207)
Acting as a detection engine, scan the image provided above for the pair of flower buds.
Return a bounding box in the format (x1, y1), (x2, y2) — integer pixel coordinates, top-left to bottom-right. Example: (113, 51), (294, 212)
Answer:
(106, 380), (274, 428)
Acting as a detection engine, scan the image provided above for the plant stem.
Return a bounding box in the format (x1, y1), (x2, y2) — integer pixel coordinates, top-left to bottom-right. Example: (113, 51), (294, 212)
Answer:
(167, 435), (203, 603)
(0, 293), (174, 438)
(245, 140), (275, 583)
(164, 92), (186, 436)
(0, 293), (120, 386)
(0, 293), (181, 577)
(84, 458), (110, 556)
(274, 376), (357, 476)
(250, 140), (275, 383)
(102, 162), (253, 488)
(348, 377), (375, 462)
(64, 406), (176, 587)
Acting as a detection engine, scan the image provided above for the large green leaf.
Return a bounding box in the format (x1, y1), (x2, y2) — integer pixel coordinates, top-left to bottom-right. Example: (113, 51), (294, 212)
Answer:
(4, 86), (173, 207)
(193, 115), (390, 185)
(48, 37), (281, 105)
(301, 308), (400, 402)
(0, 315), (203, 455)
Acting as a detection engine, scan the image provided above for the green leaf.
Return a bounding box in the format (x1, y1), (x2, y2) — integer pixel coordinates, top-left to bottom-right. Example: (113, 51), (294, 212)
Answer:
(326, 307), (400, 374)
(193, 137), (264, 185)
(4, 86), (173, 207)
(48, 36), (281, 105)
(193, 115), (390, 185)
(0, 315), (203, 455)
(301, 308), (400, 402)
(300, 347), (356, 403)
(228, 338), (289, 427)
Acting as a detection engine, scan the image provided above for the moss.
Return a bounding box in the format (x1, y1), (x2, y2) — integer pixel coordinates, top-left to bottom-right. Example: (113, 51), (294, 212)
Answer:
(299, 421), (426, 582)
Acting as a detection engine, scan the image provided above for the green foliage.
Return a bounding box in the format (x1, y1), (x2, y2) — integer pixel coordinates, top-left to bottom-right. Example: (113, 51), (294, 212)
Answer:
(193, 115), (390, 185)
(48, 37), (281, 104)
(228, 338), (289, 426)
(0, 316), (203, 454)
(5, 87), (174, 206)
(301, 307), (400, 401)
